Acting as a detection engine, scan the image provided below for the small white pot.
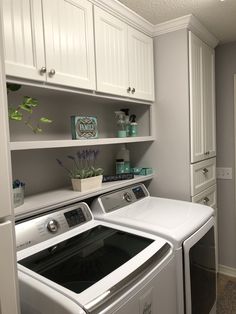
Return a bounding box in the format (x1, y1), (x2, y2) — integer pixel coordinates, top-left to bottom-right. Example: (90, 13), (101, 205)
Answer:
(71, 175), (103, 192)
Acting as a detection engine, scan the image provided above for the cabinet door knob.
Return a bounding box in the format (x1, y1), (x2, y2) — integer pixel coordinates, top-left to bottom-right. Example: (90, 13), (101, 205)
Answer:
(131, 87), (135, 94)
(40, 66), (47, 74)
(202, 168), (209, 175)
(205, 151), (210, 155)
(203, 197), (210, 204)
(127, 86), (131, 93)
(49, 69), (56, 76)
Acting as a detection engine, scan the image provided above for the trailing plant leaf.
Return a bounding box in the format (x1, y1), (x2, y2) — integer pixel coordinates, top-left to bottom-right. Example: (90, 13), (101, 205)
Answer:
(40, 117), (53, 123)
(9, 109), (23, 121)
(7, 86), (52, 133)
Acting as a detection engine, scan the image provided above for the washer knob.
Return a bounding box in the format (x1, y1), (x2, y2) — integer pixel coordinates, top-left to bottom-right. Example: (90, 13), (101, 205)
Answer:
(123, 192), (132, 202)
(47, 219), (59, 233)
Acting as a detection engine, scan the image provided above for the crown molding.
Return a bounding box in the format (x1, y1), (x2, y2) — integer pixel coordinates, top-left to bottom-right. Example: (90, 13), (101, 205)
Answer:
(153, 14), (219, 48)
(90, 1), (219, 47)
(91, 0), (154, 37)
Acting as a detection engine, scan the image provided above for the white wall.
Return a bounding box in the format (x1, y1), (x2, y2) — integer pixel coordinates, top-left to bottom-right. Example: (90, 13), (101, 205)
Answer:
(215, 41), (236, 270)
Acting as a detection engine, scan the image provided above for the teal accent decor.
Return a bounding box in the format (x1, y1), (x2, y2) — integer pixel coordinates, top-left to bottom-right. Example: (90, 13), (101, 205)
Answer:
(71, 116), (98, 139)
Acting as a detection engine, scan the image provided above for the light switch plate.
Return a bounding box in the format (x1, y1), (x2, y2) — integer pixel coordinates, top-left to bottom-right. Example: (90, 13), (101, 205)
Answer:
(216, 167), (232, 179)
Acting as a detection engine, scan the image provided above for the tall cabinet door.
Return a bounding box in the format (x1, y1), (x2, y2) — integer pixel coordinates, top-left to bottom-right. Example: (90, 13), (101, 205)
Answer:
(2, 0), (45, 81)
(42, 0), (96, 90)
(94, 6), (129, 97)
(0, 222), (19, 314)
(128, 27), (154, 101)
(202, 43), (216, 159)
(189, 32), (205, 163)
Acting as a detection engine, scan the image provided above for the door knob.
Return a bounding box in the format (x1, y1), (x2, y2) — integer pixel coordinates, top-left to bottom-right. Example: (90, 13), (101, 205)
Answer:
(49, 69), (56, 77)
(202, 168), (209, 175)
(127, 86), (131, 93)
(131, 88), (135, 94)
(203, 197), (210, 205)
(40, 66), (47, 75)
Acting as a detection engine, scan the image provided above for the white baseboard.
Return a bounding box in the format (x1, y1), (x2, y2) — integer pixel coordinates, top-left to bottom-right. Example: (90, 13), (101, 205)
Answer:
(218, 264), (236, 278)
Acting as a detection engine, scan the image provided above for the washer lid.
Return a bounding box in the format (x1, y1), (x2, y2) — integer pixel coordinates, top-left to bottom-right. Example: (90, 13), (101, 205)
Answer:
(92, 196), (214, 247)
(17, 220), (172, 313)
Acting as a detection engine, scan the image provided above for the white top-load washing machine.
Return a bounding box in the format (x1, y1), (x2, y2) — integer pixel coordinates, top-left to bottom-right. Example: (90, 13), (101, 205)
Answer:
(15, 202), (179, 314)
(91, 184), (217, 314)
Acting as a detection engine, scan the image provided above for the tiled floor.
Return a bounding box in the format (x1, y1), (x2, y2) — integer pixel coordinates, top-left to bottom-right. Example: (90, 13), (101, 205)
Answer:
(217, 274), (236, 313)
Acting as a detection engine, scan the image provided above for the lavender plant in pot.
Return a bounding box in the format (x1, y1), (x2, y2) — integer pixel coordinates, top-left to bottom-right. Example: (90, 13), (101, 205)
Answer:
(56, 149), (103, 192)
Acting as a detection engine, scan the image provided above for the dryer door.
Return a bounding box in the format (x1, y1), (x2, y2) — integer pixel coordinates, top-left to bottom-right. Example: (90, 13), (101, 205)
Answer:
(183, 217), (216, 314)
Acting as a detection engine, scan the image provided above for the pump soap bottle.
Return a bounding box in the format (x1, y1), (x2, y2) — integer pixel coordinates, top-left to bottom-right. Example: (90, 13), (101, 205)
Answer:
(116, 144), (130, 173)
(129, 114), (137, 137)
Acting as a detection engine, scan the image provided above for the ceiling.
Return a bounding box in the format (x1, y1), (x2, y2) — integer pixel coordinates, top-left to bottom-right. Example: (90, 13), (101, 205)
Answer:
(118, 0), (236, 44)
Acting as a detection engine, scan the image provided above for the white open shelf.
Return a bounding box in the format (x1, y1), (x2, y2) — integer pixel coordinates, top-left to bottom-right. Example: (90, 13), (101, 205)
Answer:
(10, 136), (155, 151)
(14, 174), (154, 220)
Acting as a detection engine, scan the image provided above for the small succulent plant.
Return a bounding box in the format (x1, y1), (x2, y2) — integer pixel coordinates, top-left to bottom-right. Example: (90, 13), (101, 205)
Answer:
(56, 149), (103, 179)
(7, 83), (52, 134)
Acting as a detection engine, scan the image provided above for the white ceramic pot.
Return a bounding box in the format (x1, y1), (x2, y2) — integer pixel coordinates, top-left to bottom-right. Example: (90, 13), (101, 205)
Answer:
(71, 175), (103, 192)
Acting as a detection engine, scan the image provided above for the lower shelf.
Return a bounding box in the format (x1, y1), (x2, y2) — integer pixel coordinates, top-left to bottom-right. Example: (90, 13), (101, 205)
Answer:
(14, 174), (154, 220)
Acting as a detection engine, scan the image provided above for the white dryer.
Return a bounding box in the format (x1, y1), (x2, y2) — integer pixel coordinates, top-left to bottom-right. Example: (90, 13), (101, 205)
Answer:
(15, 202), (178, 314)
(91, 184), (217, 314)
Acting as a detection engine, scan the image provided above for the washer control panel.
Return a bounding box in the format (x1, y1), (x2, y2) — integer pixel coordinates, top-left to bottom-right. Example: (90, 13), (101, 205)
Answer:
(97, 184), (149, 213)
(15, 202), (92, 251)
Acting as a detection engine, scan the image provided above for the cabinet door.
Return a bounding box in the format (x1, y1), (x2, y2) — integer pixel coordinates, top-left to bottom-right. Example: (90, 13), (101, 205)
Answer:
(189, 32), (205, 163)
(202, 43), (216, 159)
(128, 27), (154, 101)
(2, 0), (45, 81)
(94, 6), (129, 97)
(42, 0), (96, 90)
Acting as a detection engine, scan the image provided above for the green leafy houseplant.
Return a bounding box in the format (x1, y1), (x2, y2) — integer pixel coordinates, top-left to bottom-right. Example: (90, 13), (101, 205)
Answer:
(7, 83), (52, 133)
(56, 149), (103, 179)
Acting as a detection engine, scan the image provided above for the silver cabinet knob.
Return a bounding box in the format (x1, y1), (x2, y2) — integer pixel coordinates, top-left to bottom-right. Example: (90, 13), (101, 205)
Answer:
(40, 66), (47, 74)
(49, 69), (56, 77)
(131, 88), (135, 94)
(127, 86), (131, 93)
(203, 197), (210, 205)
(204, 151), (210, 155)
(47, 219), (59, 233)
(202, 168), (209, 175)
(123, 192), (132, 202)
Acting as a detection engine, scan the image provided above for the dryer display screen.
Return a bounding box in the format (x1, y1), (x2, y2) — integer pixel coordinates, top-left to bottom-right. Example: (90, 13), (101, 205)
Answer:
(64, 208), (86, 227)
(132, 186), (145, 199)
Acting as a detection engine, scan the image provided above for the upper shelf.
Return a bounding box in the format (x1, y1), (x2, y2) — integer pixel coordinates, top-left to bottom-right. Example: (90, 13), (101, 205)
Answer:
(10, 136), (155, 151)
(14, 174), (154, 220)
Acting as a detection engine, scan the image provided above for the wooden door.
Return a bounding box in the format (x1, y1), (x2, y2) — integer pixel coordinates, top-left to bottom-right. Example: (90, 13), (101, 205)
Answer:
(94, 6), (129, 97)
(128, 26), (154, 101)
(202, 43), (216, 159)
(42, 0), (96, 90)
(189, 31), (205, 163)
(2, 0), (45, 81)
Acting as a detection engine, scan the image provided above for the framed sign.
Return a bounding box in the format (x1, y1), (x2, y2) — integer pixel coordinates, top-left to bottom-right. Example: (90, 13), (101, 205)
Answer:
(71, 116), (98, 139)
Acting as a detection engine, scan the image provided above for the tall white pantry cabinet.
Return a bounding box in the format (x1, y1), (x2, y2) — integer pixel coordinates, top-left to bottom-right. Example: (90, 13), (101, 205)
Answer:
(150, 28), (217, 210)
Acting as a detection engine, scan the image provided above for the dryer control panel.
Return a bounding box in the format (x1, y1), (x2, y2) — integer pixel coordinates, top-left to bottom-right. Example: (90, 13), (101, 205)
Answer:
(15, 202), (92, 251)
(94, 184), (149, 214)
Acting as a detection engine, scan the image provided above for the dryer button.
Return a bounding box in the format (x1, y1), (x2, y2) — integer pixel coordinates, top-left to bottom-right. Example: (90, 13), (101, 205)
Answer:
(123, 192), (132, 202)
(47, 219), (59, 233)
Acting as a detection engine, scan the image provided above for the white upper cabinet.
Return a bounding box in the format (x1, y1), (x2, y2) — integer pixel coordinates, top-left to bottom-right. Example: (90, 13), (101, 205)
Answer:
(128, 27), (154, 101)
(189, 32), (216, 163)
(94, 6), (129, 97)
(42, 0), (95, 89)
(94, 6), (154, 101)
(2, 0), (96, 90)
(2, 0), (45, 81)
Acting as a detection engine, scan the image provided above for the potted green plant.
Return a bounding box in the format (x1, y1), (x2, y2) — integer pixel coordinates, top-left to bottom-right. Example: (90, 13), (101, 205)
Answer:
(56, 149), (104, 192)
(7, 83), (52, 133)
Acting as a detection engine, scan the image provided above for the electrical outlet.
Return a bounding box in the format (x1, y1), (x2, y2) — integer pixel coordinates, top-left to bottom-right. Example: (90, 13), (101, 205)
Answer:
(216, 167), (232, 179)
